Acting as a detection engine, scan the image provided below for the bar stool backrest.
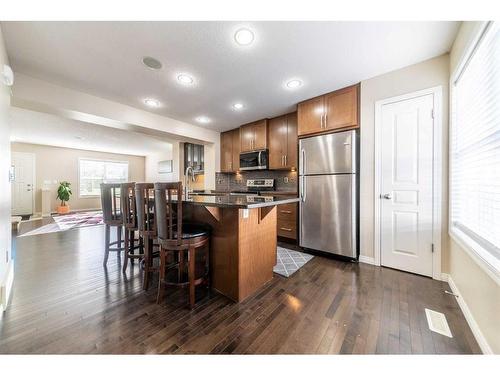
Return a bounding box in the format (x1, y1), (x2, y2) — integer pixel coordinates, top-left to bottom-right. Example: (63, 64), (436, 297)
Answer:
(120, 182), (137, 229)
(100, 183), (122, 225)
(135, 183), (156, 236)
(154, 182), (182, 245)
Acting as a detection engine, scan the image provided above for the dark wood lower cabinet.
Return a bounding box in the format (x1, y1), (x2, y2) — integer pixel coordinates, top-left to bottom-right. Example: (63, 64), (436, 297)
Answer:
(261, 193), (298, 242)
(277, 203), (297, 240)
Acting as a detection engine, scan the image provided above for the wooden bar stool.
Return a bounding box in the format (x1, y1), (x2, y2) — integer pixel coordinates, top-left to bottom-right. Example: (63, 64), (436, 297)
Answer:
(120, 182), (144, 272)
(100, 183), (125, 266)
(135, 183), (159, 290)
(154, 182), (210, 308)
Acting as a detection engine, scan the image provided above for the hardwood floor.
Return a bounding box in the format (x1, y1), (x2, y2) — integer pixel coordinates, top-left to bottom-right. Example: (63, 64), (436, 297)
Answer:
(1, 224), (481, 354)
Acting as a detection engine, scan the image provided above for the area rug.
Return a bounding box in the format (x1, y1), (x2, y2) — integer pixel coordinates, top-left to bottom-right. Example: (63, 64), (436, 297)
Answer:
(18, 211), (104, 237)
(273, 247), (314, 277)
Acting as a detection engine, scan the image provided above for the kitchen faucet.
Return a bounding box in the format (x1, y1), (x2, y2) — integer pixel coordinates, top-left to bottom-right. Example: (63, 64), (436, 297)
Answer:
(184, 166), (196, 196)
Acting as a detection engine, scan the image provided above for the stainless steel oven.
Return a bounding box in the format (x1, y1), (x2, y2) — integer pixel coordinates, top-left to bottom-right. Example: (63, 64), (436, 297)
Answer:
(239, 150), (268, 171)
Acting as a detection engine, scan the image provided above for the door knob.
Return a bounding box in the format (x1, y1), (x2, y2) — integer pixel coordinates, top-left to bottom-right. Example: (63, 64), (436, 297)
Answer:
(382, 193), (392, 200)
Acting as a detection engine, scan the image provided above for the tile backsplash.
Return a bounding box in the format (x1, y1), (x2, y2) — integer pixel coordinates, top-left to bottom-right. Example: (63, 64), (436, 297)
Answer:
(215, 170), (298, 193)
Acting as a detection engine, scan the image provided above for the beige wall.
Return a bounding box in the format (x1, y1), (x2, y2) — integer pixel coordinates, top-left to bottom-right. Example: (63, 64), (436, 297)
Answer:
(11, 143), (145, 213)
(359, 54), (450, 265)
(145, 142), (178, 183)
(0, 25), (13, 310)
(447, 21), (499, 354)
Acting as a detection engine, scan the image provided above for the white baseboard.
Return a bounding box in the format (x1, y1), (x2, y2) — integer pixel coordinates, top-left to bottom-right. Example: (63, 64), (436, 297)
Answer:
(445, 274), (493, 354)
(0, 261), (14, 315)
(359, 255), (376, 265)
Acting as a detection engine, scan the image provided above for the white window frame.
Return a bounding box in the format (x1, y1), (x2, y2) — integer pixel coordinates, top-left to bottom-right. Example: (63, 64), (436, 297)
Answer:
(78, 157), (129, 198)
(449, 21), (500, 283)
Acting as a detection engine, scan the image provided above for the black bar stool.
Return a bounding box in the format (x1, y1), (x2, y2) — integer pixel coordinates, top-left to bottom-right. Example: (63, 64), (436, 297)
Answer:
(154, 182), (210, 308)
(120, 182), (144, 272)
(100, 183), (125, 266)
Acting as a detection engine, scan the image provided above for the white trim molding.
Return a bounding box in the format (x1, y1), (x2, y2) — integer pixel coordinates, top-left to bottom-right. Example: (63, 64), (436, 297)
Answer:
(374, 86), (443, 280)
(0, 261), (14, 315)
(444, 274), (493, 354)
(359, 255), (376, 265)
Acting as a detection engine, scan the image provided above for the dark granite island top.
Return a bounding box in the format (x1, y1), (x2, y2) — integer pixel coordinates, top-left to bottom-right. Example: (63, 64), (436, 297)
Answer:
(184, 194), (300, 209)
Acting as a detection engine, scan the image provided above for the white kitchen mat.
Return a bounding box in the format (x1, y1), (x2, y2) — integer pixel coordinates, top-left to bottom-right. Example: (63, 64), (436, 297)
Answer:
(273, 246), (314, 277)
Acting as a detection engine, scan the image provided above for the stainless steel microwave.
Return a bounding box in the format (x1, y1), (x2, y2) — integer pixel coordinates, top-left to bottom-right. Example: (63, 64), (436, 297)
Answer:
(239, 150), (269, 171)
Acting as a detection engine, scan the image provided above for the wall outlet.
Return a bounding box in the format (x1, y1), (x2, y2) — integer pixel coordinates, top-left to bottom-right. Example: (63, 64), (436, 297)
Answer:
(284, 177), (289, 183)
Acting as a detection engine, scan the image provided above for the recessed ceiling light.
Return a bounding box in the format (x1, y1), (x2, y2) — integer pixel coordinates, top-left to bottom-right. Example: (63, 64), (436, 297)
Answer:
(142, 56), (162, 70)
(286, 79), (303, 89)
(177, 73), (194, 85)
(144, 98), (160, 108)
(234, 28), (255, 46)
(232, 102), (244, 110)
(196, 116), (211, 124)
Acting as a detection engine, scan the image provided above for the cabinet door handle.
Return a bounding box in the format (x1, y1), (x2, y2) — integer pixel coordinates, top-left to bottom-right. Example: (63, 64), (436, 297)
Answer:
(324, 113), (327, 128)
(280, 210), (292, 214)
(285, 155), (287, 166)
(279, 227), (292, 232)
(281, 155), (284, 166)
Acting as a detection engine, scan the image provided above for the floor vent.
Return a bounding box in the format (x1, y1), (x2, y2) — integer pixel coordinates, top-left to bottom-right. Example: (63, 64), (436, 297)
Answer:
(425, 308), (453, 338)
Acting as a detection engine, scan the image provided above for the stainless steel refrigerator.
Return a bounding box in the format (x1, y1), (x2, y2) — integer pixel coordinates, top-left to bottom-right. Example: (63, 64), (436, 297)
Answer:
(299, 130), (359, 259)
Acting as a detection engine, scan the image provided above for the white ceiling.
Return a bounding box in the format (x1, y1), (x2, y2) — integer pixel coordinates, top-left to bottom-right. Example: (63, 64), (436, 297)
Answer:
(2, 21), (460, 132)
(10, 107), (174, 156)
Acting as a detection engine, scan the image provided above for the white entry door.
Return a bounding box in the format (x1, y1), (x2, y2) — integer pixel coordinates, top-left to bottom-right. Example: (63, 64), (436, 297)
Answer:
(379, 93), (434, 277)
(11, 152), (35, 216)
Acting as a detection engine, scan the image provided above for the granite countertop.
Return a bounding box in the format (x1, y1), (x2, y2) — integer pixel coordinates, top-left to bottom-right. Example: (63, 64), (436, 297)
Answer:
(184, 194), (300, 208)
(190, 190), (298, 197)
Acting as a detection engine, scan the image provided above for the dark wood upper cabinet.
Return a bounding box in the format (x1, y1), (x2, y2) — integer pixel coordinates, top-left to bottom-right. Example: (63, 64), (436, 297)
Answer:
(297, 96), (324, 136)
(220, 128), (240, 172)
(268, 115), (286, 169)
(253, 120), (268, 150)
(298, 84), (359, 137)
(220, 131), (233, 172)
(240, 123), (254, 153)
(231, 128), (240, 171)
(324, 85), (358, 130)
(184, 143), (204, 174)
(268, 112), (297, 170)
(240, 119), (268, 152)
(285, 113), (297, 169)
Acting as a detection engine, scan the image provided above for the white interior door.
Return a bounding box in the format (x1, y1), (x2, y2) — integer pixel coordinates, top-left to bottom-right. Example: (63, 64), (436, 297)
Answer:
(11, 152), (35, 216)
(380, 94), (434, 277)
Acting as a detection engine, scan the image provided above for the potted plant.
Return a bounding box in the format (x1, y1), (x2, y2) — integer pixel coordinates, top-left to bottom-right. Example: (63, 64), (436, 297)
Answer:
(56, 181), (72, 214)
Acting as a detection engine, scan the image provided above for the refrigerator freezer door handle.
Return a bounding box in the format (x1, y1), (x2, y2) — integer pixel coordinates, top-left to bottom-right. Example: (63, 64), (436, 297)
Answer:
(301, 177), (306, 202)
(301, 148), (306, 175)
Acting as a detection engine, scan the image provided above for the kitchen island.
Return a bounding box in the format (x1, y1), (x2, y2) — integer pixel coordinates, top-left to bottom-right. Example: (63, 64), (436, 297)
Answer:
(181, 194), (300, 302)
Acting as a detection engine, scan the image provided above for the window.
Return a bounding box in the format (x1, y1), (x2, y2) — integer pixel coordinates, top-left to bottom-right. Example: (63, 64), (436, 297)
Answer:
(450, 21), (500, 272)
(79, 158), (129, 197)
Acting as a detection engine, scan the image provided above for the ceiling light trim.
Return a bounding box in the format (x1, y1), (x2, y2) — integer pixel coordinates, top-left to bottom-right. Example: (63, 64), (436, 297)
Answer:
(234, 27), (255, 46)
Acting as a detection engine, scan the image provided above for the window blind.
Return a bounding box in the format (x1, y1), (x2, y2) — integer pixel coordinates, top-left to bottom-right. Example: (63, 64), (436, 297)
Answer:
(451, 21), (500, 269)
